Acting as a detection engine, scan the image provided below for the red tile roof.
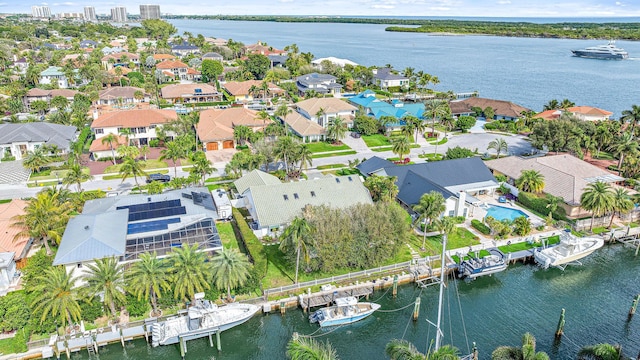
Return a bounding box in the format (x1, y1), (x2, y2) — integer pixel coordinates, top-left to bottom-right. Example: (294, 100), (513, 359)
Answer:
(89, 135), (128, 152)
(568, 106), (613, 116)
(156, 60), (188, 69)
(0, 199), (30, 259)
(91, 109), (178, 129)
(197, 108), (263, 142)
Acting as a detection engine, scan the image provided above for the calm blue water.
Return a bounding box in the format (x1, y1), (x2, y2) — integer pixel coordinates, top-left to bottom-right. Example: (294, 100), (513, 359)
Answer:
(170, 19), (640, 118)
(486, 205), (529, 221)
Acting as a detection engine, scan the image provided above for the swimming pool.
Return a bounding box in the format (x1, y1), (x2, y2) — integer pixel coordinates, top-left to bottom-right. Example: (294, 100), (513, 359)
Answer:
(485, 205), (529, 222)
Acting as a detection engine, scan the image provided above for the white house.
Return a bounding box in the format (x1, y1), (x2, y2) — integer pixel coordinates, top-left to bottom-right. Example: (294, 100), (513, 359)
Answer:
(90, 109), (178, 150)
(39, 66), (70, 88)
(0, 123), (77, 160)
(373, 68), (409, 89)
(294, 97), (357, 128)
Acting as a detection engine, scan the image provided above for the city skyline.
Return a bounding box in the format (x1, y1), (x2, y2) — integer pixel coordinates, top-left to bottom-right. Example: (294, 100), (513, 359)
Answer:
(11, 1), (640, 18)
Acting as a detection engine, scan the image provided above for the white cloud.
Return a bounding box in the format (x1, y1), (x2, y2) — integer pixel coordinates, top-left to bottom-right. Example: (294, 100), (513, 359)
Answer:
(497, 0), (511, 4)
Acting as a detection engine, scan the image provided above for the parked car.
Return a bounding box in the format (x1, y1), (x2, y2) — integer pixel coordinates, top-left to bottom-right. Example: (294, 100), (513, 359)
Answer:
(146, 173), (171, 183)
(350, 131), (361, 138)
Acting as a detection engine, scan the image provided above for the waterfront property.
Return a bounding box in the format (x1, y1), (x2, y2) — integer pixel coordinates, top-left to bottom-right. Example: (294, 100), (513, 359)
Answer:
(52, 188), (223, 284)
(160, 83), (222, 104)
(197, 107), (264, 151)
(348, 90), (424, 126)
(372, 67), (409, 90)
(485, 154), (625, 218)
(233, 172), (373, 236)
(90, 109), (178, 149)
(295, 72), (343, 96)
(535, 106), (613, 122)
(23, 88), (78, 111)
(485, 204), (528, 222)
(0, 199), (32, 295)
(222, 80), (284, 103)
(450, 97), (531, 121)
(0, 122), (77, 160)
(98, 86), (149, 107)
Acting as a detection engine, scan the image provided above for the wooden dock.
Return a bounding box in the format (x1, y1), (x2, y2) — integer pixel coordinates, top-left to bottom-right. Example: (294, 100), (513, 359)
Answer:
(48, 324), (148, 359)
(298, 283), (375, 311)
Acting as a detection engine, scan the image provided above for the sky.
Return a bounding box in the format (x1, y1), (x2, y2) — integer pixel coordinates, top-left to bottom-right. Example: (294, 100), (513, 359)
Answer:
(9, 0), (640, 18)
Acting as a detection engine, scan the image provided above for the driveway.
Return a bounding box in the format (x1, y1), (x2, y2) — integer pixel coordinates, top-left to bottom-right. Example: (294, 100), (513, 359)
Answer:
(341, 132), (369, 152)
(443, 133), (533, 157)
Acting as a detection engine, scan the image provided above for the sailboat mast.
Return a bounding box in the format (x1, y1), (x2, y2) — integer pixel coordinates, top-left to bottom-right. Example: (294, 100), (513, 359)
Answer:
(434, 234), (447, 351)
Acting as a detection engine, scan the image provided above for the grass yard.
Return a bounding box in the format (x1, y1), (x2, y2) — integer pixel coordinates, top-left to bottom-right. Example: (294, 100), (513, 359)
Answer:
(30, 167), (91, 181)
(316, 163), (347, 170)
(312, 150), (357, 159)
(27, 180), (58, 188)
(451, 250), (491, 263)
(362, 134), (391, 148)
(591, 226), (609, 234)
(103, 159), (168, 174)
(418, 228), (481, 256)
(418, 153), (444, 161)
(372, 144), (420, 152)
(102, 169), (169, 181)
(592, 151), (614, 160)
(305, 142), (350, 153)
(217, 222), (239, 250)
(498, 235), (560, 253)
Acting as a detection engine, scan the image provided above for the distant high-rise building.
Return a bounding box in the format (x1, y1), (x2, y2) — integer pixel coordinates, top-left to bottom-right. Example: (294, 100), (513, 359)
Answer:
(110, 6), (127, 23)
(57, 12), (84, 20)
(84, 6), (97, 21)
(31, 5), (51, 18)
(140, 4), (161, 20)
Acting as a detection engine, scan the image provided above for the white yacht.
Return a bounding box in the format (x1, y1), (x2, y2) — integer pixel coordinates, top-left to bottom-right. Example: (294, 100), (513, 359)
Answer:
(534, 233), (604, 269)
(309, 297), (380, 327)
(571, 41), (629, 60)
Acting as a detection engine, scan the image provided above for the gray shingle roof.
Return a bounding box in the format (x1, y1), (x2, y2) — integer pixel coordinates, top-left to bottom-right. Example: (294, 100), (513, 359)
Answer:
(248, 176), (372, 228)
(233, 170), (281, 195)
(394, 170), (456, 207)
(356, 156), (395, 176)
(0, 123), (77, 149)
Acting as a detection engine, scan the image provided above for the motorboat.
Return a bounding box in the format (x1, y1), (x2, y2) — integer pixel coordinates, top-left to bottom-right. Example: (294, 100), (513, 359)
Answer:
(151, 293), (260, 347)
(457, 248), (508, 279)
(534, 233), (604, 269)
(571, 41), (629, 60)
(309, 296), (380, 327)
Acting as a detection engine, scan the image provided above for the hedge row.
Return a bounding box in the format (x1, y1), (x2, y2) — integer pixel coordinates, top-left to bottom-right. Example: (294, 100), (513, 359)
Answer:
(471, 219), (491, 235)
(517, 192), (566, 220)
(231, 208), (267, 278)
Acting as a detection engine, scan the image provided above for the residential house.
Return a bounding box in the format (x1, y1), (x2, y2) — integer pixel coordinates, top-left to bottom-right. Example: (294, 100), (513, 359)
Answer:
(533, 109), (562, 121)
(11, 57), (29, 74)
(197, 107), (265, 151)
(101, 46), (125, 55)
(79, 39), (97, 48)
(234, 169), (282, 197)
(349, 90), (424, 127)
(282, 112), (326, 143)
(234, 172), (373, 236)
(295, 72), (343, 96)
(0, 123), (77, 160)
(171, 42), (200, 57)
(52, 188), (222, 284)
(243, 41), (286, 56)
(268, 54), (288, 68)
(152, 54), (176, 63)
(39, 66), (72, 88)
(98, 86), (149, 107)
(223, 80), (284, 103)
(202, 52), (224, 62)
(567, 106), (613, 121)
(23, 88), (78, 110)
(0, 199), (32, 295)
(100, 52), (140, 71)
(485, 154), (625, 218)
(160, 83), (222, 104)
(61, 53), (89, 67)
(88, 134), (128, 160)
(373, 68), (409, 90)
(205, 37), (227, 47)
(311, 57), (358, 68)
(90, 109), (178, 148)
(357, 156), (499, 218)
(156, 60), (201, 81)
(451, 97), (531, 121)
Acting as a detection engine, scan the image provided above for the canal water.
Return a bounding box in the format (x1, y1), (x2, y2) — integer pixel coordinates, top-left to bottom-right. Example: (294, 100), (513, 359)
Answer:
(72, 244), (640, 359)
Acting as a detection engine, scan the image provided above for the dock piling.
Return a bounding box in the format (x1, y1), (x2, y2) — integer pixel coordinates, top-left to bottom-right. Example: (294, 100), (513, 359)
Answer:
(280, 301), (286, 315)
(216, 330), (221, 351)
(629, 294), (640, 318)
(209, 332), (214, 347)
(392, 275), (398, 298)
(179, 337), (185, 359)
(413, 298), (421, 321)
(555, 308), (565, 339)
(472, 342), (478, 360)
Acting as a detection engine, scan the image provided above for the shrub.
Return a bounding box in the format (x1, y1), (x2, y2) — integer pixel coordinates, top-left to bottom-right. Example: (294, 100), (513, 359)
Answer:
(1, 156), (15, 162)
(232, 208), (267, 279)
(79, 298), (103, 322)
(517, 192), (566, 220)
(471, 219), (491, 235)
(97, 156), (116, 162)
(0, 291), (30, 332)
(149, 139), (160, 147)
(125, 293), (150, 317)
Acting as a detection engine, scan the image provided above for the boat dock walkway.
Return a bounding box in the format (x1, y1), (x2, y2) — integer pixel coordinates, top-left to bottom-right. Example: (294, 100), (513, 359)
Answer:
(42, 324), (148, 359)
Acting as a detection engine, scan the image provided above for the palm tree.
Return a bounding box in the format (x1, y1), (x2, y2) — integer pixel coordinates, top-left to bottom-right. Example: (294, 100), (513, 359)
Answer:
(279, 217), (314, 284)
(391, 136), (411, 160)
(386, 339), (461, 360)
(515, 170), (545, 194)
(160, 141), (186, 177)
(513, 216), (532, 236)
(434, 216), (457, 239)
(62, 162), (92, 192)
(127, 252), (170, 317)
(492, 332), (549, 360)
(544, 194), (564, 226)
(413, 191), (446, 250)
(315, 107), (326, 127)
(326, 116), (347, 143)
(275, 136), (298, 176)
(101, 133), (119, 165)
(22, 147), (52, 174)
(168, 243), (211, 301)
(119, 156), (146, 188)
(256, 110), (271, 128)
(610, 188), (634, 228)
(594, 125), (614, 158)
(559, 98), (575, 110)
(189, 151), (215, 185)
(621, 104), (640, 134)
(234, 125), (253, 146)
(275, 103), (293, 121)
(211, 248), (252, 301)
(577, 343), (625, 360)
(609, 132), (639, 172)
(31, 266), (81, 332)
(580, 181), (614, 231)
(297, 144), (313, 174)
(425, 100), (450, 135)
(543, 99), (560, 111)
(84, 257), (126, 319)
(287, 334), (339, 360)
(487, 138), (508, 158)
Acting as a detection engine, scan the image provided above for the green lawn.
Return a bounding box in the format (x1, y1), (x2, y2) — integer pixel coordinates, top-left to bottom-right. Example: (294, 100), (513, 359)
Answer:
(426, 137), (448, 146)
(418, 153), (444, 161)
(104, 159), (169, 174)
(372, 144), (420, 152)
(592, 226), (609, 234)
(593, 151), (614, 160)
(419, 228), (481, 256)
(27, 180), (59, 188)
(102, 169), (169, 181)
(217, 222), (239, 250)
(452, 250), (491, 263)
(305, 142), (350, 153)
(362, 134), (391, 147)
(30, 167), (91, 180)
(316, 163), (347, 170)
(312, 150), (357, 159)
(498, 235), (561, 253)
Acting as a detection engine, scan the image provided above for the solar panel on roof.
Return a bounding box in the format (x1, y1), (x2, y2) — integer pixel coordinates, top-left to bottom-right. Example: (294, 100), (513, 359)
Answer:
(200, 192), (216, 211)
(192, 192), (203, 205)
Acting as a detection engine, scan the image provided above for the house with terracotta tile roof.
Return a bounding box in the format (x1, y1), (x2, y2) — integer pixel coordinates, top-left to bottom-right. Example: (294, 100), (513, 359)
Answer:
(451, 97), (531, 121)
(100, 52), (139, 71)
(98, 86), (149, 106)
(197, 108), (264, 151)
(88, 134), (129, 160)
(222, 80), (284, 103)
(567, 106), (613, 121)
(156, 60), (200, 81)
(160, 83), (222, 104)
(0, 199), (32, 294)
(152, 53), (176, 62)
(23, 88), (78, 110)
(91, 109), (178, 147)
(243, 41), (286, 56)
(534, 109), (563, 121)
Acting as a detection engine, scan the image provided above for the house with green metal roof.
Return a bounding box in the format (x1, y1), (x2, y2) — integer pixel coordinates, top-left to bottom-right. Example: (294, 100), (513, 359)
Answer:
(39, 66), (85, 89)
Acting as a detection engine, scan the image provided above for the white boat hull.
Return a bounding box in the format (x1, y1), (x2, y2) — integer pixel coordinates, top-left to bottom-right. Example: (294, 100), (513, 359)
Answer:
(310, 302), (381, 327)
(534, 236), (604, 269)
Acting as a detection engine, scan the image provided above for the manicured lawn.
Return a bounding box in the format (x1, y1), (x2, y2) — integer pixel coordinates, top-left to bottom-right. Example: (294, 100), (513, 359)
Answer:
(30, 167), (91, 180)
(217, 222), (239, 250)
(103, 159), (168, 174)
(498, 235), (560, 253)
(27, 180), (58, 188)
(312, 150), (357, 159)
(372, 144), (420, 152)
(102, 169), (169, 181)
(362, 134), (391, 147)
(305, 142), (350, 153)
(418, 153), (444, 161)
(0, 199), (11, 204)
(316, 163), (347, 170)
(422, 228), (481, 255)
(452, 250), (491, 263)
(426, 137), (448, 145)
(592, 226), (609, 234)
(593, 151), (614, 160)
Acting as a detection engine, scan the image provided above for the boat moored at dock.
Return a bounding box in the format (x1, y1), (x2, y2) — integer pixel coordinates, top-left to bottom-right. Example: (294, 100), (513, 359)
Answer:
(457, 248), (508, 279)
(309, 297), (380, 327)
(534, 232), (604, 269)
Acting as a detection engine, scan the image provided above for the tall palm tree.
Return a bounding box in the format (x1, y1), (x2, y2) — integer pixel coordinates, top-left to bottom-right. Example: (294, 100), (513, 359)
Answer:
(160, 141), (186, 177)
(119, 156), (146, 188)
(391, 136), (411, 160)
(386, 339), (461, 360)
(126, 252), (170, 317)
(31, 266), (81, 332)
(168, 243), (211, 301)
(543, 99), (560, 111)
(287, 334), (339, 360)
(326, 116), (347, 143)
(101, 133), (119, 165)
(275, 136), (299, 176)
(22, 147), (52, 174)
(609, 132), (639, 172)
(515, 170), (545, 194)
(279, 217), (314, 284)
(610, 188), (634, 228)
(256, 110), (271, 128)
(559, 98), (575, 110)
(487, 138), (508, 158)
(211, 248), (252, 301)
(62, 162), (93, 192)
(492, 332), (549, 360)
(425, 100), (450, 135)
(297, 144), (313, 174)
(580, 181), (614, 231)
(413, 191), (446, 250)
(544, 194), (564, 225)
(234, 125), (253, 146)
(594, 125), (614, 158)
(189, 151), (215, 185)
(577, 343), (625, 360)
(315, 107), (326, 127)
(621, 104), (640, 135)
(84, 257), (126, 319)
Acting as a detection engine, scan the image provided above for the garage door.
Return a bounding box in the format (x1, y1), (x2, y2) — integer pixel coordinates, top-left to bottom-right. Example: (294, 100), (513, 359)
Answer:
(223, 140), (234, 149)
(206, 142), (218, 151)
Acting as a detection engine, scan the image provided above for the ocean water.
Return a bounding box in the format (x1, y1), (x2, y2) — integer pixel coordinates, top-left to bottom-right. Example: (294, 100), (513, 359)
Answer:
(169, 19), (640, 118)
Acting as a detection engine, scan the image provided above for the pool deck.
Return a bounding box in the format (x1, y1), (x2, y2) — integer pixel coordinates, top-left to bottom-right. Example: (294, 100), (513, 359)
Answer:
(471, 194), (545, 227)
